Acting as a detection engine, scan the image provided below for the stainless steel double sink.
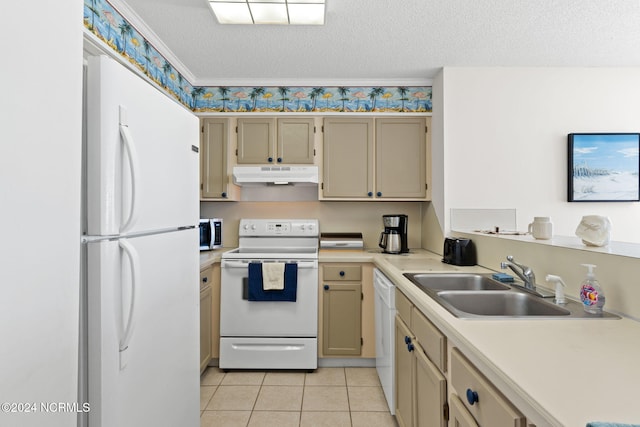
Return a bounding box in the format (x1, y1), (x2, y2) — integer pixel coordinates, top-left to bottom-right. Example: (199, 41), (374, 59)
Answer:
(403, 273), (619, 319)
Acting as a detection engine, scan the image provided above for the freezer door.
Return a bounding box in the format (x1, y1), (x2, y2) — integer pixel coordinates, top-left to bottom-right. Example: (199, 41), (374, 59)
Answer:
(86, 55), (199, 236)
(87, 228), (199, 427)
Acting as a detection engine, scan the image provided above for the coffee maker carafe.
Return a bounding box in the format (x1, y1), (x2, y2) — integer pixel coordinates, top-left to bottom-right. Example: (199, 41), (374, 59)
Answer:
(379, 214), (409, 254)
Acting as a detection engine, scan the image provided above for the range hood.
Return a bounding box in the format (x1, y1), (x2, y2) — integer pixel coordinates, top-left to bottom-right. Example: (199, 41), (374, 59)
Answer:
(232, 165), (319, 185)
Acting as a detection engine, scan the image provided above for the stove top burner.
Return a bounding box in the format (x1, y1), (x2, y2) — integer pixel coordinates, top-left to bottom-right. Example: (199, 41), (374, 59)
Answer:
(223, 219), (320, 260)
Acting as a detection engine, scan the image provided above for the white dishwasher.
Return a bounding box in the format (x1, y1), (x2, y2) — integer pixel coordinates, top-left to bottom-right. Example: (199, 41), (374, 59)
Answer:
(373, 268), (396, 414)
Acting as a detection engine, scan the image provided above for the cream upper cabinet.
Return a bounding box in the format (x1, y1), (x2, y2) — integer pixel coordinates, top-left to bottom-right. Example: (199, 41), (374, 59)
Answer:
(237, 117), (315, 164)
(321, 117), (430, 200)
(277, 118), (315, 163)
(375, 117), (428, 199)
(200, 118), (237, 200)
(237, 118), (276, 164)
(322, 117), (374, 198)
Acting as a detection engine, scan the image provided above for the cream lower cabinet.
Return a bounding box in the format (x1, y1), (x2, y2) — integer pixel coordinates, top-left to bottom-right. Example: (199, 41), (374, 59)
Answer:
(319, 263), (375, 358)
(395, 287), (529, 427)
(322, 281), (362, 355)
(199, 267), (213, 373)
(395, 290), (447, 427)
(449, 393), (480, 427)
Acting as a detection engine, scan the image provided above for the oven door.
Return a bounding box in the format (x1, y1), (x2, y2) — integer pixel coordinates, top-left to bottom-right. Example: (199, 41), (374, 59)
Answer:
(220, 259), (318, 337)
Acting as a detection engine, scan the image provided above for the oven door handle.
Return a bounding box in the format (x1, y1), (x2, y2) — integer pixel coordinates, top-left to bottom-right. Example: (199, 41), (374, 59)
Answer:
(222, 260), (317, 269)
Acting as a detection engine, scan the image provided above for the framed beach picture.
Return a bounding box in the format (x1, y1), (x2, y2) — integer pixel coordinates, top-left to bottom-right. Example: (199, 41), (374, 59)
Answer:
(568, 133), (640, 202)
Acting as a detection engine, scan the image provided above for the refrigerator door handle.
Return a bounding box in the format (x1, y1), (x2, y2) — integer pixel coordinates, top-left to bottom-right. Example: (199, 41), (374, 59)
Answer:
(119, 115), (140, 234)
(118, 238), (140, 370)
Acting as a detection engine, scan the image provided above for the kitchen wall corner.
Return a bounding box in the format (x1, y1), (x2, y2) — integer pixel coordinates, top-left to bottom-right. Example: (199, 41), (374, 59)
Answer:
(421, 201), (444, 254)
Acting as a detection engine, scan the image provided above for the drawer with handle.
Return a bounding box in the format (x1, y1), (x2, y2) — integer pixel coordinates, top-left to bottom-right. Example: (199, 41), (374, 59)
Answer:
(450, 347), (525, 427)
(200, 267), (213, 291)
(323, 265), (361, 281)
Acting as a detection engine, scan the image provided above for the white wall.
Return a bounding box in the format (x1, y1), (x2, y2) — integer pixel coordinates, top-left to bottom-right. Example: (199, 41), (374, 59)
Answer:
(0, 2), (83, 426)
(438, 67), (640, 243)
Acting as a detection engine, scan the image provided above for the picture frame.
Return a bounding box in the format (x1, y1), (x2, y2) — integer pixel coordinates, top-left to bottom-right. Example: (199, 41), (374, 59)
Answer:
(568, 133), (640, 202)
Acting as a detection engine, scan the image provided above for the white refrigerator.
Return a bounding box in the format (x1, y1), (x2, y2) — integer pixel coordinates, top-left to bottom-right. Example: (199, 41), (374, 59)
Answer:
(82, 55), (200, 427)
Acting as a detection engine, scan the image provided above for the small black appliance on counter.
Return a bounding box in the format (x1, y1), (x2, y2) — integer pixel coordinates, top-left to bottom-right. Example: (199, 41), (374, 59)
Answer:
(442, 237), (476, 266)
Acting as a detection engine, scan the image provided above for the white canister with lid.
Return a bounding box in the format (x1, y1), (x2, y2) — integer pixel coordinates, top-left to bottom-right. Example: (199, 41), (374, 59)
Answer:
(528, 217), (552, 240)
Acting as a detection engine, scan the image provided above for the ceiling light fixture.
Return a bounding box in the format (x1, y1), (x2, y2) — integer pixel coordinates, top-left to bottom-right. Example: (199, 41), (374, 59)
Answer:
(208, 0), (325, 25)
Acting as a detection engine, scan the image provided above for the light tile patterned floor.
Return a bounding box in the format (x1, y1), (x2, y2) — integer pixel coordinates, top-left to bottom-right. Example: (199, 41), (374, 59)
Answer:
(200, 367), (397, 427)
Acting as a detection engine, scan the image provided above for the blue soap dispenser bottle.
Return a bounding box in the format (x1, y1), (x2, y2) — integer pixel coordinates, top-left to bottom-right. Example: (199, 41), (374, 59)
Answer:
(579, 264), (605, 314)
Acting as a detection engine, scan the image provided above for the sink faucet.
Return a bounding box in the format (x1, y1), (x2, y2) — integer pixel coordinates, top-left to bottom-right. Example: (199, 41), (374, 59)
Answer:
(500, 255), (537, 291)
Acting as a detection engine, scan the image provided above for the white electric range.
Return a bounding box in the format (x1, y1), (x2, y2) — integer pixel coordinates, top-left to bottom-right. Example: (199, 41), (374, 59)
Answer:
(219, 219), (319, 370)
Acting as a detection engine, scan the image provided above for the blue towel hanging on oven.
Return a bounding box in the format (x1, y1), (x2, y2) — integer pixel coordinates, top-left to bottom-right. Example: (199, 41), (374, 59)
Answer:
(248, 262), (298, 302)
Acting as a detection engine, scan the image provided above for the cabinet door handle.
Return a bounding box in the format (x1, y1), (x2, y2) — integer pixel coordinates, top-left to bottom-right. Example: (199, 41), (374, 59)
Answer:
(268, 157), (273, 162)
(277, 157), (282, 163)
(221, 192), (227, 198)
(323, 284), (329, 290)
(377, 191), (382, 197)
(407, 343), (414, 352)
(202, 277), (208, 283)
(466, 388), (479, 406)
(339, 271), (345, 277)
(404, 336), (411, 344)
(367, 192), (373, 197)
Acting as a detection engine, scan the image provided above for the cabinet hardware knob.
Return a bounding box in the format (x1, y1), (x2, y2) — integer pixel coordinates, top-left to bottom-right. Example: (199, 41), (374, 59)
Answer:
(277, 157), (282, 163)
(407, 343), (415, 352)
(404, 336), (411, 344)
(202, 277), (208, 283)
(221, 192), (227, 198)
(367, 192), (373, 197)
(377, 191), (382, 197)
(324, 284), (329, 290)
(466, 389), (479, 405)
(339, 271), (345, 277)
(268, 157), (273, 162)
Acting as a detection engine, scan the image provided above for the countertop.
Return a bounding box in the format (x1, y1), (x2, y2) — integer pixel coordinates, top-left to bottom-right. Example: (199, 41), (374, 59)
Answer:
(201, 248), (640, 426)
(199, 248), (228, 270)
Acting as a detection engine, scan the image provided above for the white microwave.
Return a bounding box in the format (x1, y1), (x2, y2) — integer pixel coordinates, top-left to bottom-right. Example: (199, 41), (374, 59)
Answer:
(200, 219), (222, 251)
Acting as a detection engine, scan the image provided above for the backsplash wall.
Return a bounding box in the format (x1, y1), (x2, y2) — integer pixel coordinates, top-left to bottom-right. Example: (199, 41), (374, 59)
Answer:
(200, 201), (426, 249)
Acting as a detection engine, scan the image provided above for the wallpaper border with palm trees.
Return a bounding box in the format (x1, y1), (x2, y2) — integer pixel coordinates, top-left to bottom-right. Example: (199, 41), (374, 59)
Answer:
(84, 0), (432, 113)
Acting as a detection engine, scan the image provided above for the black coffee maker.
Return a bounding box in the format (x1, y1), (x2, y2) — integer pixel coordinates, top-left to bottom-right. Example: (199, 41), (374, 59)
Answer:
(379, 214), (409, 254)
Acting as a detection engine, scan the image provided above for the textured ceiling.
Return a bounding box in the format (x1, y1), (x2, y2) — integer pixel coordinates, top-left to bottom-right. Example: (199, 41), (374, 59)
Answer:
(119, 0), (640, 86)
